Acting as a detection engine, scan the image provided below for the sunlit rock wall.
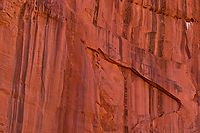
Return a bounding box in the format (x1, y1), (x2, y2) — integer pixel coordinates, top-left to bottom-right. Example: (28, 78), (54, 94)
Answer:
(0, 0), (199, 132)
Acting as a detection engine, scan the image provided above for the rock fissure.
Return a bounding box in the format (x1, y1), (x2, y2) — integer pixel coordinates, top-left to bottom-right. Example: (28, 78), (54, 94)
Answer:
(85, 45), (182, 107)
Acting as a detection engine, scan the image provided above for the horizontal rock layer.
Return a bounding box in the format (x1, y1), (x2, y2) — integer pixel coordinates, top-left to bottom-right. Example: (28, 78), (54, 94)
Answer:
(0, 0), (199, 132)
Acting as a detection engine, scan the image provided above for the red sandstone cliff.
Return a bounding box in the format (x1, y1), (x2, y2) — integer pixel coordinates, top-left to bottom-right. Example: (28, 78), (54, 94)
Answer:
(0, 0), (199, 132)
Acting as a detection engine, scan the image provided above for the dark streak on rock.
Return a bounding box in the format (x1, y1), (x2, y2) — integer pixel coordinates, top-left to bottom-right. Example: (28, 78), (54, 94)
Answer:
(185, 30), (191, 59)
(0, 1), (3, 11)
(148, 32), (156, 54)
(79, 44), (87, 131)
(92, 54), (99, 133)
(180, 20), (187, 61)
(160, 0), (166, 12)
(185, 44), (191, 59)
(135, 47), (143, 63)
(54, 18), (63, 67)
(35, 13), (49, 133)
(61, 61), (73, 132)
(157, 15), (165, 57)
(119, 36), (123, 61)
(8, 3), (26, 133)
(149, 85), (153, 133)
(29, 14), (38, 83)
(128, 0), (200, 23)
(115, 0), (119, 10)
(127, 0), (133, 3)
(157, 91), (164, 117)
(131, 46), (135, 68)
(54, 4), (64, 67)
(174, 83), (182, 93)
(182, 0), (187, 18)
(106, 30), (110, 56)
(73, 0), (77, 11)
(85, 45), (183, 131)
(93, 0), (99, 26)
(16, 5), (32, 132)
(130, 27), (133, 43)
(122, 1), (132, 39)
(121, 68), (128, 133)
(148, 5), (157, 54)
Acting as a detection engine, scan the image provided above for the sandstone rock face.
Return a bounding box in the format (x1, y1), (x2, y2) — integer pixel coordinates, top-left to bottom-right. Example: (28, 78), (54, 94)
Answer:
(0, 0), (199, 132)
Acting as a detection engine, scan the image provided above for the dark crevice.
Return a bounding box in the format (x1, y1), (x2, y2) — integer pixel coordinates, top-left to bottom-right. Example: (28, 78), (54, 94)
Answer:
(29, 14), (38, 84)
(127, 1), (199, 23)
(121, 68), (128, 133)
(93, 0), (99, 26)
(119, 36), (123, 61)
(84, 46), (182, 108)
(8, 3), (27, 133)
(149, 86), (153, 133)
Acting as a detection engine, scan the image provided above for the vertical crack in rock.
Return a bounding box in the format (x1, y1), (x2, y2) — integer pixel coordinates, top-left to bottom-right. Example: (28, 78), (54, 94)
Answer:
(35, 13), (49, 133)
(29, 13), (38, 83)
(180, 20), (187, 62)
(93, 0), (99, 26)
(91, 52), (99, 133)
(121, 68), (128, 133)
(157, 13), (165, 57)
(148, 2), (157, 54)
(119, 36), (123, 61)
(157, 91), (164, 117)
(8, 3), (26, 133)
(184, 26), (191, 59)
(130, 27), (134, 43)
(106, 30), (110, 56)
(149, 86), (153, 133)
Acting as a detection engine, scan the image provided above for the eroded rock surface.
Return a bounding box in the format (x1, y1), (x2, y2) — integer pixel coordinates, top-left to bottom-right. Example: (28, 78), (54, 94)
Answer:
(0, 0), (199, 132)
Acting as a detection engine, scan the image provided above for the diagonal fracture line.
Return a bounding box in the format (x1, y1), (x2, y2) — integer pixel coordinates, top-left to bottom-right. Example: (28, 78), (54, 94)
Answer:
(85, 46), (182, 109)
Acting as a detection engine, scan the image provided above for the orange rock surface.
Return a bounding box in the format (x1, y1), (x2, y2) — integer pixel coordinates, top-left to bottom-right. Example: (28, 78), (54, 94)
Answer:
(0, 0), (199, 132)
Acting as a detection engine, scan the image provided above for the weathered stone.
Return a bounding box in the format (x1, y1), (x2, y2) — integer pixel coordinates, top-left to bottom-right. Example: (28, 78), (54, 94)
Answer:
(0, 0), (199, 132)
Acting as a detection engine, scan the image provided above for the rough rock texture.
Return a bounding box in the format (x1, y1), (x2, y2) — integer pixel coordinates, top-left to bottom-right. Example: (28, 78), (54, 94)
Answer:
(0, 0), (199, 132)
